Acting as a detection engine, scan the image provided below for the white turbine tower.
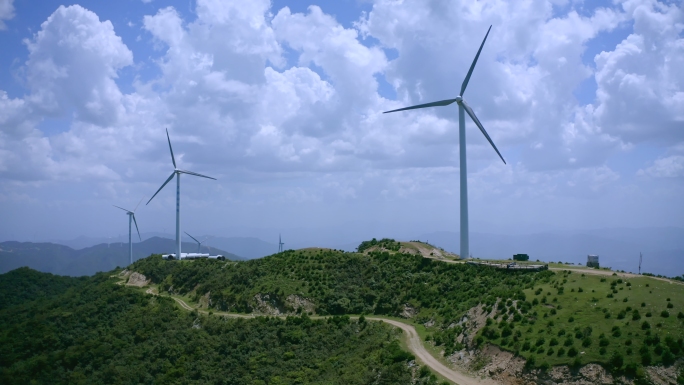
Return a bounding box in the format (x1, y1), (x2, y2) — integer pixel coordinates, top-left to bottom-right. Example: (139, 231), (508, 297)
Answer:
(147, 129), (216, 260)
(185, 231), (212, 253)
(278, 234), (284, 253)
(113, 198), (143, 264)
(384, 26), (506, 260)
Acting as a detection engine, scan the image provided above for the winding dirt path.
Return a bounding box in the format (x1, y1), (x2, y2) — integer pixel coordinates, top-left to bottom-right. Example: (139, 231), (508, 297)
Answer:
(145, 288), (497, 385)
(366, 317), (498, 385)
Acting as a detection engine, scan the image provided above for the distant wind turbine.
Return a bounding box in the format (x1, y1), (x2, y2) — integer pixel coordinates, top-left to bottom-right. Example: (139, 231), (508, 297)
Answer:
(185, 231), (212, 253)
(147, 129), (216, 259)
(113, 197), (143, 264)
(278, 234), (284, 253)
(383, 25), (505, 261)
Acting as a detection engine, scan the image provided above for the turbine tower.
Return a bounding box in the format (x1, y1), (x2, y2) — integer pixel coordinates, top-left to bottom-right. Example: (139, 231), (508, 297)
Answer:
(383, 25), (505, 261)
(113, 198), (143, 264)
(147, 129), (216, 259)
(278, 234), (284, 253)
(639, 252), (642, 275)
(185, 231), (212, 253)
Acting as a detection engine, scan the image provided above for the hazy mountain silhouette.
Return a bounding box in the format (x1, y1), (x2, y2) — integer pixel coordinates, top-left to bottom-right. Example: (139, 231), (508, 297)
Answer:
(0, 237), (242, 276)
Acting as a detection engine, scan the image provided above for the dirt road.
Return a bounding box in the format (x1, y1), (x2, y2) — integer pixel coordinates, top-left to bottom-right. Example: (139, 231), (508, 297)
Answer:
(548, 267), (683, 285)
(152, 289), (498, 385)
(367, 317), (498, 385)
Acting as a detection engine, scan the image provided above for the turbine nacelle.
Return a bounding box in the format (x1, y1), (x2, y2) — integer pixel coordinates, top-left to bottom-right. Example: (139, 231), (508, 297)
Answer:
(382, 24), (505, 165)
(146, 128), (217, 206)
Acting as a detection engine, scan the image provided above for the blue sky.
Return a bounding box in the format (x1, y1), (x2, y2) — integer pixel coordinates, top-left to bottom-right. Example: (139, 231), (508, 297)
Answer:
(0, 0), (682, 251)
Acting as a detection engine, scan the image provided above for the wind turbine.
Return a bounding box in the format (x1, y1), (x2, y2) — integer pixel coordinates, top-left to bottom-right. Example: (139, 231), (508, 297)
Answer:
(147, 129), (216, 260)
(113, 198), (143, 264)
(639, 252), (643, 275)
(278, 234), (284, 253)
(383, 25), (505, 261)
(185, 231), (212, 253)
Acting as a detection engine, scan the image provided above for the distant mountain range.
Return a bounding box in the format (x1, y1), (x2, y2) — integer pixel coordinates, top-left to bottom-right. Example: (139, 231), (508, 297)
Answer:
(50, 233), (278, 260)
(0, 237), (242, 277)
(417, 227), (684, 277)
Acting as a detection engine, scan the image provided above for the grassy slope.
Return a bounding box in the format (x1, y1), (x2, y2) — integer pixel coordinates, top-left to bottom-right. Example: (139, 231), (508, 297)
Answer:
(479, 268), (684, 369)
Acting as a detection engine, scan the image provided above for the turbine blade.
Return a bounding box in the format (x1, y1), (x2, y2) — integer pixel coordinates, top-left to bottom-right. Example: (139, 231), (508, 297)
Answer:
(178, 169), (217, 180)
(113, 205), (131, 213)
(461, 99), (506, 164)
(184, 231), (200, 244)
(146, 171), (176, 205)
(460, 25), (492, 97)
(133, 196), (144, 213)
(383, 98), (458, 114)
(166, 128), (177, 169)
(132, 214), (141, 241)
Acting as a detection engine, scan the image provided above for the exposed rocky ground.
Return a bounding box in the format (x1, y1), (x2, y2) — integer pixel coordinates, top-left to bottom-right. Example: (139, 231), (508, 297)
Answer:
(126, 272), (149, 287)
(436, 303), (683, 385)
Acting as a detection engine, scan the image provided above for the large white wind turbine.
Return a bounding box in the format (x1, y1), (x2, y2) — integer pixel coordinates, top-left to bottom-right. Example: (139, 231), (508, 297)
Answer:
(113, 198), (143, 264)
(185, 231), (212, 253)
(383, 26), (506, 260)
(147, 129), (216, 259)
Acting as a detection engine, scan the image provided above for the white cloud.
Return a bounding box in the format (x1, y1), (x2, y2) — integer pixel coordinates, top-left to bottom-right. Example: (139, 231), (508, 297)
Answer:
(637, 155), (684, 178)
(0, 0), (14, 30)
(0, 0), (682, 239)
(24, 5), (133, 126)
(590, 0), (684, 144)
(358, 0), (625, 172)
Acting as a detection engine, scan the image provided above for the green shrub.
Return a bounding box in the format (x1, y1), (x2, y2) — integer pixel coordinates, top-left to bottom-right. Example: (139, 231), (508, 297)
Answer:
(661, 310), (670, 318)
(641, 351), (652, 365)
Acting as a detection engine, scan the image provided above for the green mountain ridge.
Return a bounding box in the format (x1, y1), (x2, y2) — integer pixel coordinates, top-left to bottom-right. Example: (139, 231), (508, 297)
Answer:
(130, 246), (684, 377)
(1, 241), (683, 384)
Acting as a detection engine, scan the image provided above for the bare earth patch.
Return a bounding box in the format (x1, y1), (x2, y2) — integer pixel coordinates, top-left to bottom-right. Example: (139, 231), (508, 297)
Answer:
(253, 293), (282, 315)
(126, 272), (149, 287)
(285, 294), (315, 314)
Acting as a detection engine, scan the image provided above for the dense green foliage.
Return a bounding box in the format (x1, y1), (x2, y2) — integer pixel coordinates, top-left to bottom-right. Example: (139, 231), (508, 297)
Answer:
(357, 238), (401, 252)
(132, 249), (684, 375)
(132, 250), (545, 323)
(0, 267), (86, 310)
(0, 271), (424, 385)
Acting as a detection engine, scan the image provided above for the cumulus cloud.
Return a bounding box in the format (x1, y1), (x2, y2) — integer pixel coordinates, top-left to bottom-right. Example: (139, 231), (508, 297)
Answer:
(590, 0), (684, 144)
(24, 5), (133, 126)
(0, 0), (14, 30)
(0, 0), (682, 239)
(637, 155), (684, 178)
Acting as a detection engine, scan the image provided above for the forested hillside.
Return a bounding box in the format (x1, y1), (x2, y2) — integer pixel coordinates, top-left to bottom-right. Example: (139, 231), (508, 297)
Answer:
(131, 248), (684, 375)
(0, 267), (87, 310)
(131, 249), (539, 320)
(0, 268), (438, 385)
